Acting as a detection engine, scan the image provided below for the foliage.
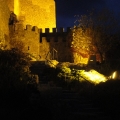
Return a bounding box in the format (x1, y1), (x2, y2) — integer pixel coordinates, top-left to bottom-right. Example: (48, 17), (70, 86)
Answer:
(71, 26), (92, 53)
(45, 60), (59, 68)
(57, 65), (107, 85)
(71, 8), (120, 62)
(0, 48), (31, 91)
(57, 66), (87, 82)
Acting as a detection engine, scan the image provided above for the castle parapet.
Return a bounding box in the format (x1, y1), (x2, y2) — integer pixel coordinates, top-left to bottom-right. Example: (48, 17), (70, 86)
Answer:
(14, 24), (41, 33)
(53, 28), (57, 33)
(40, 27), (71, 42)
(24, 25), (39, 33)
(45, 28), (50, 33)
(32, 26), (39, 33)
(25, 25), (31, 31)
(60, 27), (64, 32)
(11, 24), (71, 43)
(39, 28), (42, 33)
(40, 27), (71, 34)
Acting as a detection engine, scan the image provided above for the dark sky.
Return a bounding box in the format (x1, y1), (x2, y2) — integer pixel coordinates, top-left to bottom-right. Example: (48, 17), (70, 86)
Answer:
(55, 0), (120, 28)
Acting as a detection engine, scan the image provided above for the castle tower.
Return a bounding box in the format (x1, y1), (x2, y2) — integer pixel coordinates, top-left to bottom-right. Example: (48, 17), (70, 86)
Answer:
(7, 0), (56, 32)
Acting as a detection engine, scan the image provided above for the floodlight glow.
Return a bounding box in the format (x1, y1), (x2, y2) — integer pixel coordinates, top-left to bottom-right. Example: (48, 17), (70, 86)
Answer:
(14, 0), (19, 17)
(112, 71), (117, 79)
(83, 69), (108, 84)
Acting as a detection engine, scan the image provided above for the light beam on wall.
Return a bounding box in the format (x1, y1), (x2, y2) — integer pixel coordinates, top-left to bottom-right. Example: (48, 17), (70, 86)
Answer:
(14, 0), (19, 18)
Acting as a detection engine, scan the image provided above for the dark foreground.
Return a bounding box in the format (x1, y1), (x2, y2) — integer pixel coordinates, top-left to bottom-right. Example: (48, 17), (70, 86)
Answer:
(0, 81), (119, 120)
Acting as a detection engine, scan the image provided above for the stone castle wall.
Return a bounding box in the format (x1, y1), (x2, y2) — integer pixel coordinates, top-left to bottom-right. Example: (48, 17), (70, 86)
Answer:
(0, 0), (95, 64)
(40, 28), (72, 62)
(10, 24), (72, 62)
(9, 23), (97, 64)
(0, 0), (10, 48)
(3, 0), (73, 62)
(10, 24), (40, 60)
(7, 0), (56, 32)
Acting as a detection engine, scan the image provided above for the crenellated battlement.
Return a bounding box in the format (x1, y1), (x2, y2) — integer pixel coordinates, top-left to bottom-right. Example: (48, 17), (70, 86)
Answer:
(9, 23), (72, 62)
(1, 0), (83, 63)
(13, 23), (71, 43)
(25, 25), (39, 33)
(0, 0), (92, 64)
(39, 27), (71, 33)
(14, 24), (71, 34)
(14, 24), (39, 33)
(40, 27), (71, 42)
(14, 23), (71, 32)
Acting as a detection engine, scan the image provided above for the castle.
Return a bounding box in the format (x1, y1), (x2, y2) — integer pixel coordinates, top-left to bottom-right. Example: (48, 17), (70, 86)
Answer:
(7, 0), (56, 31)
(0, 0), (96, 64)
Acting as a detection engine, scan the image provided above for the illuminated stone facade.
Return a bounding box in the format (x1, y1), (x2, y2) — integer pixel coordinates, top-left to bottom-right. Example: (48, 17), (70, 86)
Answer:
(0, 0), (94, 64)
(7, 0), (56, 32)
(39, 27), (72, 62)
(10, 23), (72, 62)
(0, 0), (10, 48)
(4, 0), (73, 62)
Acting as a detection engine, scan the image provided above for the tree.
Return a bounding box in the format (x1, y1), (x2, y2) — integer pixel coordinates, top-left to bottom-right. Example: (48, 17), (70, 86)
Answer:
(71, 8), (120, 63)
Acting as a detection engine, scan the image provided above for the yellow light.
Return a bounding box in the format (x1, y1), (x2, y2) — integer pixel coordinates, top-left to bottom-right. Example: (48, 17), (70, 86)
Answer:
(14, 0), (19, 17)
(83, 69), (108, 84)
(112, 71), (117, 79)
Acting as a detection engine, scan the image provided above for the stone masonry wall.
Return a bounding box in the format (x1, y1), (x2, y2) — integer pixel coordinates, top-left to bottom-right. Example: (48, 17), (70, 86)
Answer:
(6, 0), (14, 12)
(10, 24), (72, 62)
(39, 36), (72, 62)
(6, 0), (56, 32)
(40, 28), (72, 62)
(0, 0), (78, 63)
(0, 0), (10, 48)
(10, 24), (40, 60)
(18, 0), (56, 32)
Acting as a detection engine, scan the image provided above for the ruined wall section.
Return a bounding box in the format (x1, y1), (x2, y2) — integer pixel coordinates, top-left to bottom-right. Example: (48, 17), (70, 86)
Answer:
(19, 0), (56, 32)
(0, 0), (10, 48)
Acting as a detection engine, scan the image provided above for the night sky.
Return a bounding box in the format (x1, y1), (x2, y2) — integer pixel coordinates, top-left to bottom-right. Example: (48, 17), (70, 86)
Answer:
(55, 0), (120, 28)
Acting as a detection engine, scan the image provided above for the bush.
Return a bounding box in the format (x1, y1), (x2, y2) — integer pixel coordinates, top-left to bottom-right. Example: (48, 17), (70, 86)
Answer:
(0, 48), (31, 91)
